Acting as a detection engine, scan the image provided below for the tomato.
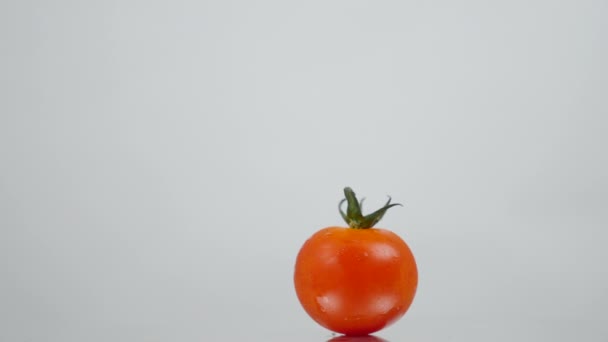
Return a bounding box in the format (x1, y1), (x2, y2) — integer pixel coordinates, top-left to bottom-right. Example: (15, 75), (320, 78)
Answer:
(294, 187), (417, 336)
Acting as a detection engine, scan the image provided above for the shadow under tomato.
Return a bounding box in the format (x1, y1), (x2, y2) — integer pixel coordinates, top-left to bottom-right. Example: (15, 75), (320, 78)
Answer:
(327, 335), (389, 342)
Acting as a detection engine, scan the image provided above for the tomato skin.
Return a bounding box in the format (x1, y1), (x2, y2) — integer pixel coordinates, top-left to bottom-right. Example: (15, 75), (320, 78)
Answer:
(294, 226), (417, 336)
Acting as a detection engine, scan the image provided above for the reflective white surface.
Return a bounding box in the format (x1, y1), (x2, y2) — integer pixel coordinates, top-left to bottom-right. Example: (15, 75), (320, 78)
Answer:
(1, 0), (607, 341)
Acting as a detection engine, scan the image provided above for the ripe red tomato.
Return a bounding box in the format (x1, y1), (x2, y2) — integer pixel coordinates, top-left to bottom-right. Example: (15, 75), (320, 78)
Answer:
(294, 188), (417, 336)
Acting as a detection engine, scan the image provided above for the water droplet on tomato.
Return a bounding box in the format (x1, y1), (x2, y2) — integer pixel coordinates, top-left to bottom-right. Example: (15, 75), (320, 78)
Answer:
(316, 296), (329, 312)
(316, 293), (341, 314)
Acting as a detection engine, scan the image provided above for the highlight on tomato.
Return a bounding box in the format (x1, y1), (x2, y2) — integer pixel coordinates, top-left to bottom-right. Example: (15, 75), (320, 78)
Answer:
(294, 187), (418, 336)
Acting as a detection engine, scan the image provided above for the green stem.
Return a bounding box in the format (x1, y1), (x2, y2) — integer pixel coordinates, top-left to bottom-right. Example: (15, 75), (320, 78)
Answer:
(338, 187), (402, 229)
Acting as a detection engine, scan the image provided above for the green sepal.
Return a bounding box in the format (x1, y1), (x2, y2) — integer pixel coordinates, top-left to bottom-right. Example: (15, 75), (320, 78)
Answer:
(338, 187), (402, 229)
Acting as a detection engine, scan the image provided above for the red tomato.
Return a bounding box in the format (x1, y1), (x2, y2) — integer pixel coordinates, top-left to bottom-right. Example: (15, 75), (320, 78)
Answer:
(294, 188), (417, 336)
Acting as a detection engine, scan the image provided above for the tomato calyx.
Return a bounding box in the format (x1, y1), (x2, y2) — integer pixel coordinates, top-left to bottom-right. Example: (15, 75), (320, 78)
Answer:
(338, 187), (402, 229)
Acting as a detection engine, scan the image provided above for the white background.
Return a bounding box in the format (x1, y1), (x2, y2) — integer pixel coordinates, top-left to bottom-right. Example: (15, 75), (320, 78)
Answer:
(1, 0), (607, 341)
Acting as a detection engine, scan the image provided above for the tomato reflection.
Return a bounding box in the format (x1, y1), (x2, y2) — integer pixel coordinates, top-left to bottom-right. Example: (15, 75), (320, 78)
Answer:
(327, 335), (389, 342)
